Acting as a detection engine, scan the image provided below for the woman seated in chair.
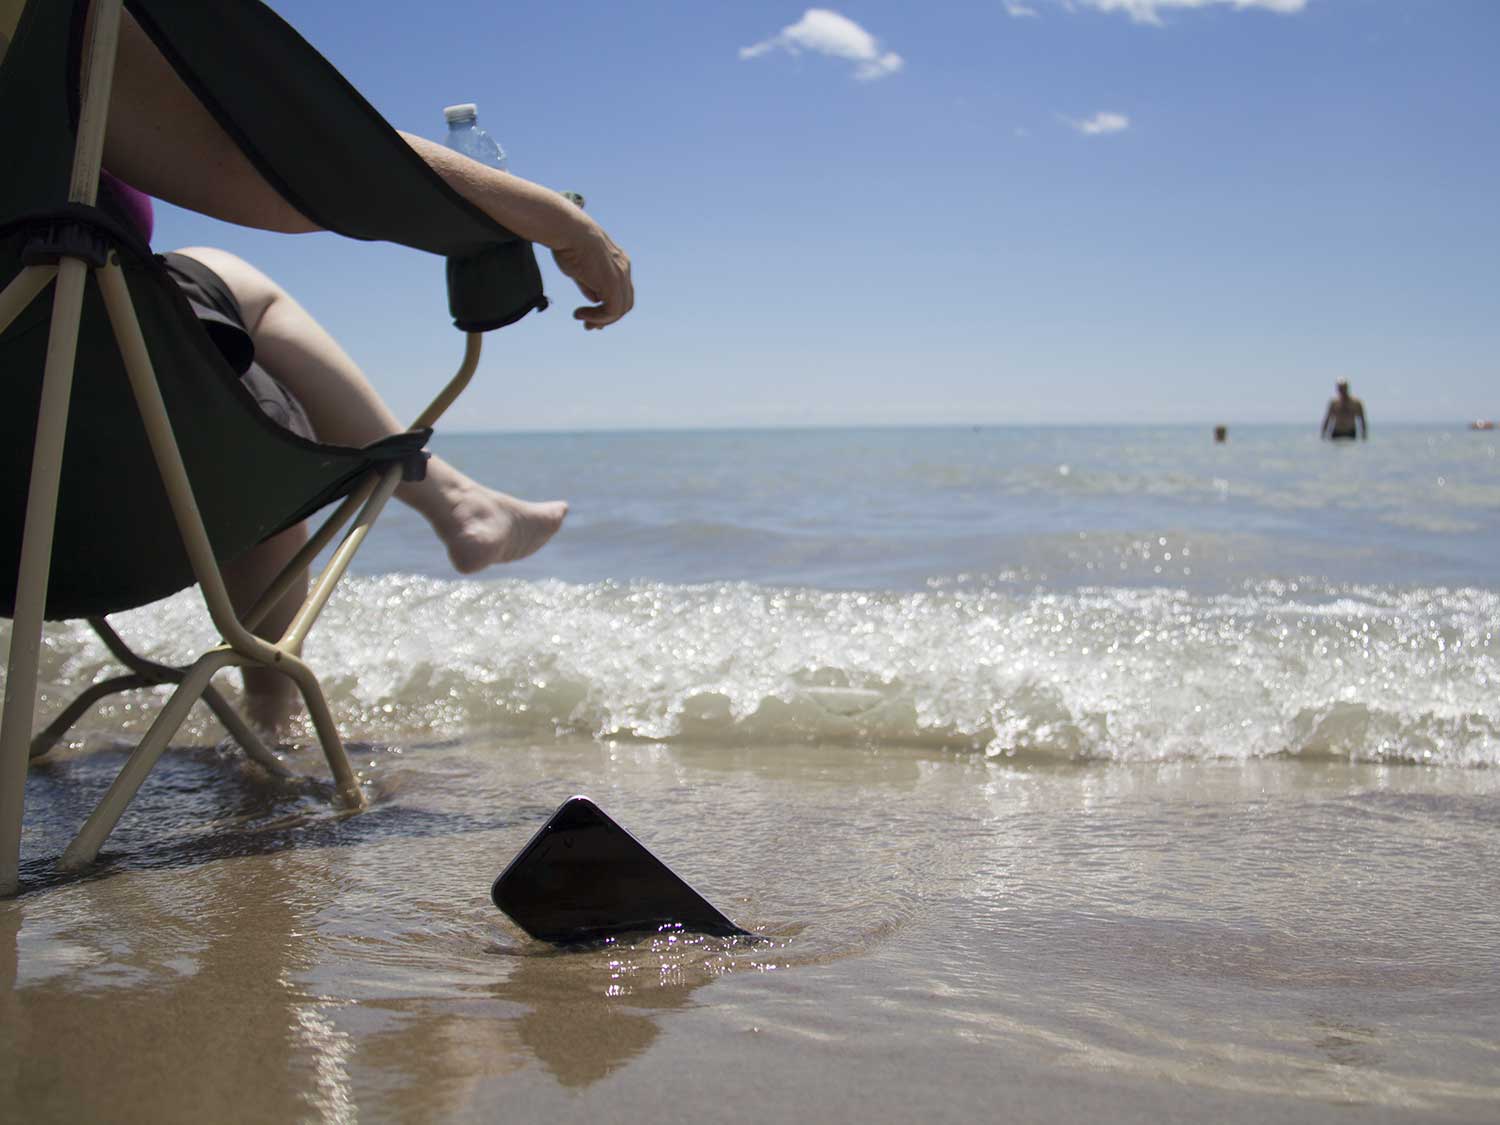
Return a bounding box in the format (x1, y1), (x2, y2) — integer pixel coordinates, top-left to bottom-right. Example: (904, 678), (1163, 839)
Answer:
(5, 5), (635, 732)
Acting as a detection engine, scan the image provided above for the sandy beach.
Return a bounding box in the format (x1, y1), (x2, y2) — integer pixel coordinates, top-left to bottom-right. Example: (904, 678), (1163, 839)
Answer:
(5, 730), (1498, 1123)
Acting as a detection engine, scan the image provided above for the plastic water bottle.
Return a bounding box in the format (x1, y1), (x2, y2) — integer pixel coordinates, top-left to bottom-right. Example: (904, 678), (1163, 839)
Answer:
(442, 103), (586, 209)
(443, 103), (507, 171)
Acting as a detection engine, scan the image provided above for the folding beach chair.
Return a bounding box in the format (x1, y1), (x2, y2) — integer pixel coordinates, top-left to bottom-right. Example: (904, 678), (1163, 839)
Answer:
(0, 0), (550, 894)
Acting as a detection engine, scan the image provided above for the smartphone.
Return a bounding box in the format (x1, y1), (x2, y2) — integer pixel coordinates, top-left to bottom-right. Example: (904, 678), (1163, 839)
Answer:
(491, 795), (748, 944)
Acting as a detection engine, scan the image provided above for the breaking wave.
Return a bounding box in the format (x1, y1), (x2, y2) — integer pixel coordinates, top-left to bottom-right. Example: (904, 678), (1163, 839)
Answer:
(12, 575), (1499, 768)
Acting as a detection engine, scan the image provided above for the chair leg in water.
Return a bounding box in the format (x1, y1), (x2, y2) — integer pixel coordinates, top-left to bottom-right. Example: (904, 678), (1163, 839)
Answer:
(59, 648), (239, 873)
(29, 618), (290, 780)
(283, 659), (366, 810)
(3, 0), (547, 891)
(0, 260), (92, 897)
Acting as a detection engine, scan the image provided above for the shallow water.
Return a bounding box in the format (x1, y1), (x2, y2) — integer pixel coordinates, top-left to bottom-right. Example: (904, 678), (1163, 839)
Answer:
(380, 425), (1500, 591)
(4, 424), (1498, 1120)
(5, 738), (1498, 1122)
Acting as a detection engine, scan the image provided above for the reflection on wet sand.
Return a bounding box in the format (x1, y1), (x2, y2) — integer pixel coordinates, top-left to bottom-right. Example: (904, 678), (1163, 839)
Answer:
(1, 905), (20, 1109)
(1, 853), (326, 1121)
(296, 944), (712, 1122)
(328, 940), (710, 1116)
(7, 735), (1499, 1122)
(495, 941), (704, 1088)
(2, 744), (743, 1119)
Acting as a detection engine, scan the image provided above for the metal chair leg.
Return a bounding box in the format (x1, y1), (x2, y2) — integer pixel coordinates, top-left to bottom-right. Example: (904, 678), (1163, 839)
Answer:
(29, 675), (154, 759)
(89, 617), (286, 774)
(199, 685), (292, 779)
(30, 618), (288, 779)
(1, 258), (91, 898)
(58, 649), (239, 873)
(281, 660), (366, 810)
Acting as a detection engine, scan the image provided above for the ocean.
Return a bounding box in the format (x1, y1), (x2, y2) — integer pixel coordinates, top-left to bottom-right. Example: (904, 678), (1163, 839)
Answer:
(4, 424), (1498, 1122)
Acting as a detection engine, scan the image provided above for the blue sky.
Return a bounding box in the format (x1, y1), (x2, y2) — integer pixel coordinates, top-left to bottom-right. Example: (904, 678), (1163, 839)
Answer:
(152, 0), (1500, 430)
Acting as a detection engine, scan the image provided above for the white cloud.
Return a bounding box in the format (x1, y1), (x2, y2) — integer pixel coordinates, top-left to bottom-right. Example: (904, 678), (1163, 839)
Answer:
(1004, 2), (1041, 16)
(1069, 111), (1131, 135)
(740, 9), (904, 81)
(1074, 0), (1306, 25)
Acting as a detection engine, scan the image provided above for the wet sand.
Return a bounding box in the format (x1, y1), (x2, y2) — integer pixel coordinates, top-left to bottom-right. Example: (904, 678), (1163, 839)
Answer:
(4, 732), (1498, 1123)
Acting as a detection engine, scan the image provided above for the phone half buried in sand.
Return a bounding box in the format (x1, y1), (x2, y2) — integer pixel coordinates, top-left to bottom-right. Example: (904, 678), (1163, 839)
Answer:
(491, 796), (748, 944)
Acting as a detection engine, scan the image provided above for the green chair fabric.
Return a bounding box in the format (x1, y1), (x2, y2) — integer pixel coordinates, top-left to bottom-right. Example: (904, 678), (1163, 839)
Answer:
(0, 0), (548, 620)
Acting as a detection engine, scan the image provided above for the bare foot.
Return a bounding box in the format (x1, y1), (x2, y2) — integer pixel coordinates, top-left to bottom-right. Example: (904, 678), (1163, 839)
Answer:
(396, 457), (568, 573)
(437, 485), (568, 574)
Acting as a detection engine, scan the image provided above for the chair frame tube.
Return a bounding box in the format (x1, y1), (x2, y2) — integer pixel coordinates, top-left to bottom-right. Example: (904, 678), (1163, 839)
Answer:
(0, 261), (90, 896)
(0, 0), (124, 897)
(28, 618), (290, 780)
(0, 0), (489, 892)
(57, 648), (242, 872)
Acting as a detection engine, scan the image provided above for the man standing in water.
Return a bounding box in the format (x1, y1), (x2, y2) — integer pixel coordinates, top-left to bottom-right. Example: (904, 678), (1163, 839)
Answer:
(1321, 379), (1368, 441)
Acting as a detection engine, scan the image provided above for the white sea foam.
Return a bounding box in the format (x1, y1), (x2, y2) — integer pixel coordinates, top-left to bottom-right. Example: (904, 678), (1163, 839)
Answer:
(20, 575), (1498, 767)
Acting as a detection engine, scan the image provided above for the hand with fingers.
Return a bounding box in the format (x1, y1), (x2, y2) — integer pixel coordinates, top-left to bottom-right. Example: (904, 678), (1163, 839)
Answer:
(551, 221), (633, 331)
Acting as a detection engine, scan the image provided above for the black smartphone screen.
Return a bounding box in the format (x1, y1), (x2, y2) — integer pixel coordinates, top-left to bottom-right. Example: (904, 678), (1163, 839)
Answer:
(491, 796), (747, 944)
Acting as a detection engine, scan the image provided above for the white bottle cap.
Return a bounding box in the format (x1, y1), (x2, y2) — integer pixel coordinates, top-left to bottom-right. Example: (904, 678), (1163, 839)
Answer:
(443, 103), (478, 123)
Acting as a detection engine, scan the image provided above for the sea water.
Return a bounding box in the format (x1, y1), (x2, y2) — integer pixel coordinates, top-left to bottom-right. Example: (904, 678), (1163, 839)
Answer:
(4, 425), (1498, 1121)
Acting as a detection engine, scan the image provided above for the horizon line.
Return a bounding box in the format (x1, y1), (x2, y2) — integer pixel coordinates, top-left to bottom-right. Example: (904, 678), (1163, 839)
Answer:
(433, 419), (1490, 437)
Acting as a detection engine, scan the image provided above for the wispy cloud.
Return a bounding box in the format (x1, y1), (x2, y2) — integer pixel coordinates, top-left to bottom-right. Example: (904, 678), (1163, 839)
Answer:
(1065, 0), (1307, 25)
(1067, 111), (1131, 135)
(1004, 2), (1041, 16)
(740, 9), (904, 81)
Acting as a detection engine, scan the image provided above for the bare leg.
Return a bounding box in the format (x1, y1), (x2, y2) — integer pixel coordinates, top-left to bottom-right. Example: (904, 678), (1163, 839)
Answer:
(172, 246), (567, 573)
(219, 522), (308, 734)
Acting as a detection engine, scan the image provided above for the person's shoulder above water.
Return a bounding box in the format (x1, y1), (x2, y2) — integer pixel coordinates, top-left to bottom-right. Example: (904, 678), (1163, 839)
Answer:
(1320, 377), (1368, 440)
